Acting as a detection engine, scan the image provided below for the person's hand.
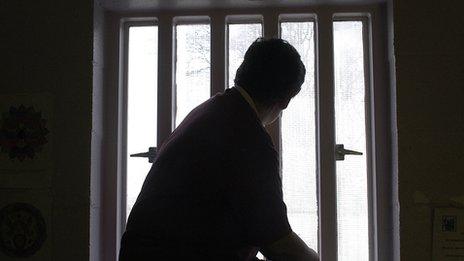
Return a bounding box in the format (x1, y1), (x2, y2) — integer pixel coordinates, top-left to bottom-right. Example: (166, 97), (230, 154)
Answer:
(260, 231), (319, 261)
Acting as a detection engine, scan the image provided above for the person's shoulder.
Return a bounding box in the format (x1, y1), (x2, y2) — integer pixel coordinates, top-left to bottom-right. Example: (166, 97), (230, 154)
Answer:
(191, 88), (258, 134)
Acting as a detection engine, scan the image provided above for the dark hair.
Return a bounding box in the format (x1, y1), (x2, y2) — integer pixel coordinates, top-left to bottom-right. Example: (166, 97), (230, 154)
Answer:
(234, 38), (306, 106)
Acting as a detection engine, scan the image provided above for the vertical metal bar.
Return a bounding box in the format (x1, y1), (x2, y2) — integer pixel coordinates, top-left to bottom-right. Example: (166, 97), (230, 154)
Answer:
(157, 15), (174, 145)
(369, 6), (393, 261)
(262, 11), (282, 155)
(117, 20), (130, 257)
(211, 13), (227, 95)
(317, 10), (338, 261)
(103, 12), (123, 260)
(119, 22), (129, 230)
(362, 15), (378, 261)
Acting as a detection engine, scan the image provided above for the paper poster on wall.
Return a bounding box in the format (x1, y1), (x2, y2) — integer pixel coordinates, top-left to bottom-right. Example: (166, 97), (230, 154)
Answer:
(0, 93), (53, 174)
(433, 208), (464, 260)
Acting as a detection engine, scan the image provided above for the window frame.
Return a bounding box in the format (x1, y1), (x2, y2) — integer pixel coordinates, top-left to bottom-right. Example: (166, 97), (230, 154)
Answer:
(278, 14), (319, 251)
(103, 5), (393, 261)
(331, 14), (375, 260)
(117, 17), (159, 250)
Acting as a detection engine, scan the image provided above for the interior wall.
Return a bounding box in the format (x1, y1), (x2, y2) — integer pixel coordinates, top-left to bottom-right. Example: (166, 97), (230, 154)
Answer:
(0, 1), (93, 260)
(393, 0), (464, 259)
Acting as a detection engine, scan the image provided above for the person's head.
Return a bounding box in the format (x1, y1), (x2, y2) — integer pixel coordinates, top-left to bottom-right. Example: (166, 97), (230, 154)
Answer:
(234, 38), (305, 125)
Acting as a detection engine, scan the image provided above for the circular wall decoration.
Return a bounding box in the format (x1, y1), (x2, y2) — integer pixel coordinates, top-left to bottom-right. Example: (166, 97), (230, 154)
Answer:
(0, 105), (49, 161)
(0, 203), (47, 257)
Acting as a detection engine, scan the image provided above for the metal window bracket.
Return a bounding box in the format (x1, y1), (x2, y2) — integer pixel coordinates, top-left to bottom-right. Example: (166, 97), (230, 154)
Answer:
(335, 144), (363, 161)
(130, 147), (157, 163)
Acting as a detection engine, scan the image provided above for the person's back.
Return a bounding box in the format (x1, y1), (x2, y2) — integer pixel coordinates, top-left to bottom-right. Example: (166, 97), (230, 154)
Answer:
(120, 88), (287, 260)
(120, 38), (319, 261)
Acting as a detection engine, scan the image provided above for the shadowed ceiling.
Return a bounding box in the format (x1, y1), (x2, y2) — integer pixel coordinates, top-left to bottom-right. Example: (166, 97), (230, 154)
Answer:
(101, 0), (385, 12)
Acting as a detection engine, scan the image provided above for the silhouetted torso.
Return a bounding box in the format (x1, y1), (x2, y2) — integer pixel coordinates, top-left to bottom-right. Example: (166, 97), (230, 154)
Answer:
(119, 88), (291, 261)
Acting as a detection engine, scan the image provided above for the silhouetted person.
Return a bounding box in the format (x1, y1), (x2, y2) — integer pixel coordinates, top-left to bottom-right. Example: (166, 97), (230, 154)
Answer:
(119, 38), (319, 261)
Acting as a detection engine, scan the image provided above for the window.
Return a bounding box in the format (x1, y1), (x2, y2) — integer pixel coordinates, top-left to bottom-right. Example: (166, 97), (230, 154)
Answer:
(174, 21), (211, 126)
(125, 24), (158, 218)
(226, 16), (263, 87)
(110, 7), (392, 261)
(333, 21), (369, 261)
(280, 19), (318, 251)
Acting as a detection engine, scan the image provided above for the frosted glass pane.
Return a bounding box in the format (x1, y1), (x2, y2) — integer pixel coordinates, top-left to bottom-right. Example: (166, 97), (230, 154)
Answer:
(175, 24), (211, 127)
(280, 22), (318, 251)
(333, 21), (369, 261)
(228, 23), (262, 88)
(126, 26), (158, 219)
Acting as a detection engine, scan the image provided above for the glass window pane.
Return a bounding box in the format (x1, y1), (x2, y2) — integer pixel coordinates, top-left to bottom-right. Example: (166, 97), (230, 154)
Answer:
(126, 26), (158, 219)
(175, 24), (211, 127)
(333, 21), (369, 261)
(227, 23), (262, 88)
(280, 21), (318, 251)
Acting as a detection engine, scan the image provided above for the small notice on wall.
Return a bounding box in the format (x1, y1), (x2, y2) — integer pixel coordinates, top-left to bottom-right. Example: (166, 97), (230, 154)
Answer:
(433, 208), (464, 260)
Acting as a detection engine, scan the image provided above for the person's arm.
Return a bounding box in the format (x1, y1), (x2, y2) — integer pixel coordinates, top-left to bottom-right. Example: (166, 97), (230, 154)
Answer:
(260, 231), (319, 261)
